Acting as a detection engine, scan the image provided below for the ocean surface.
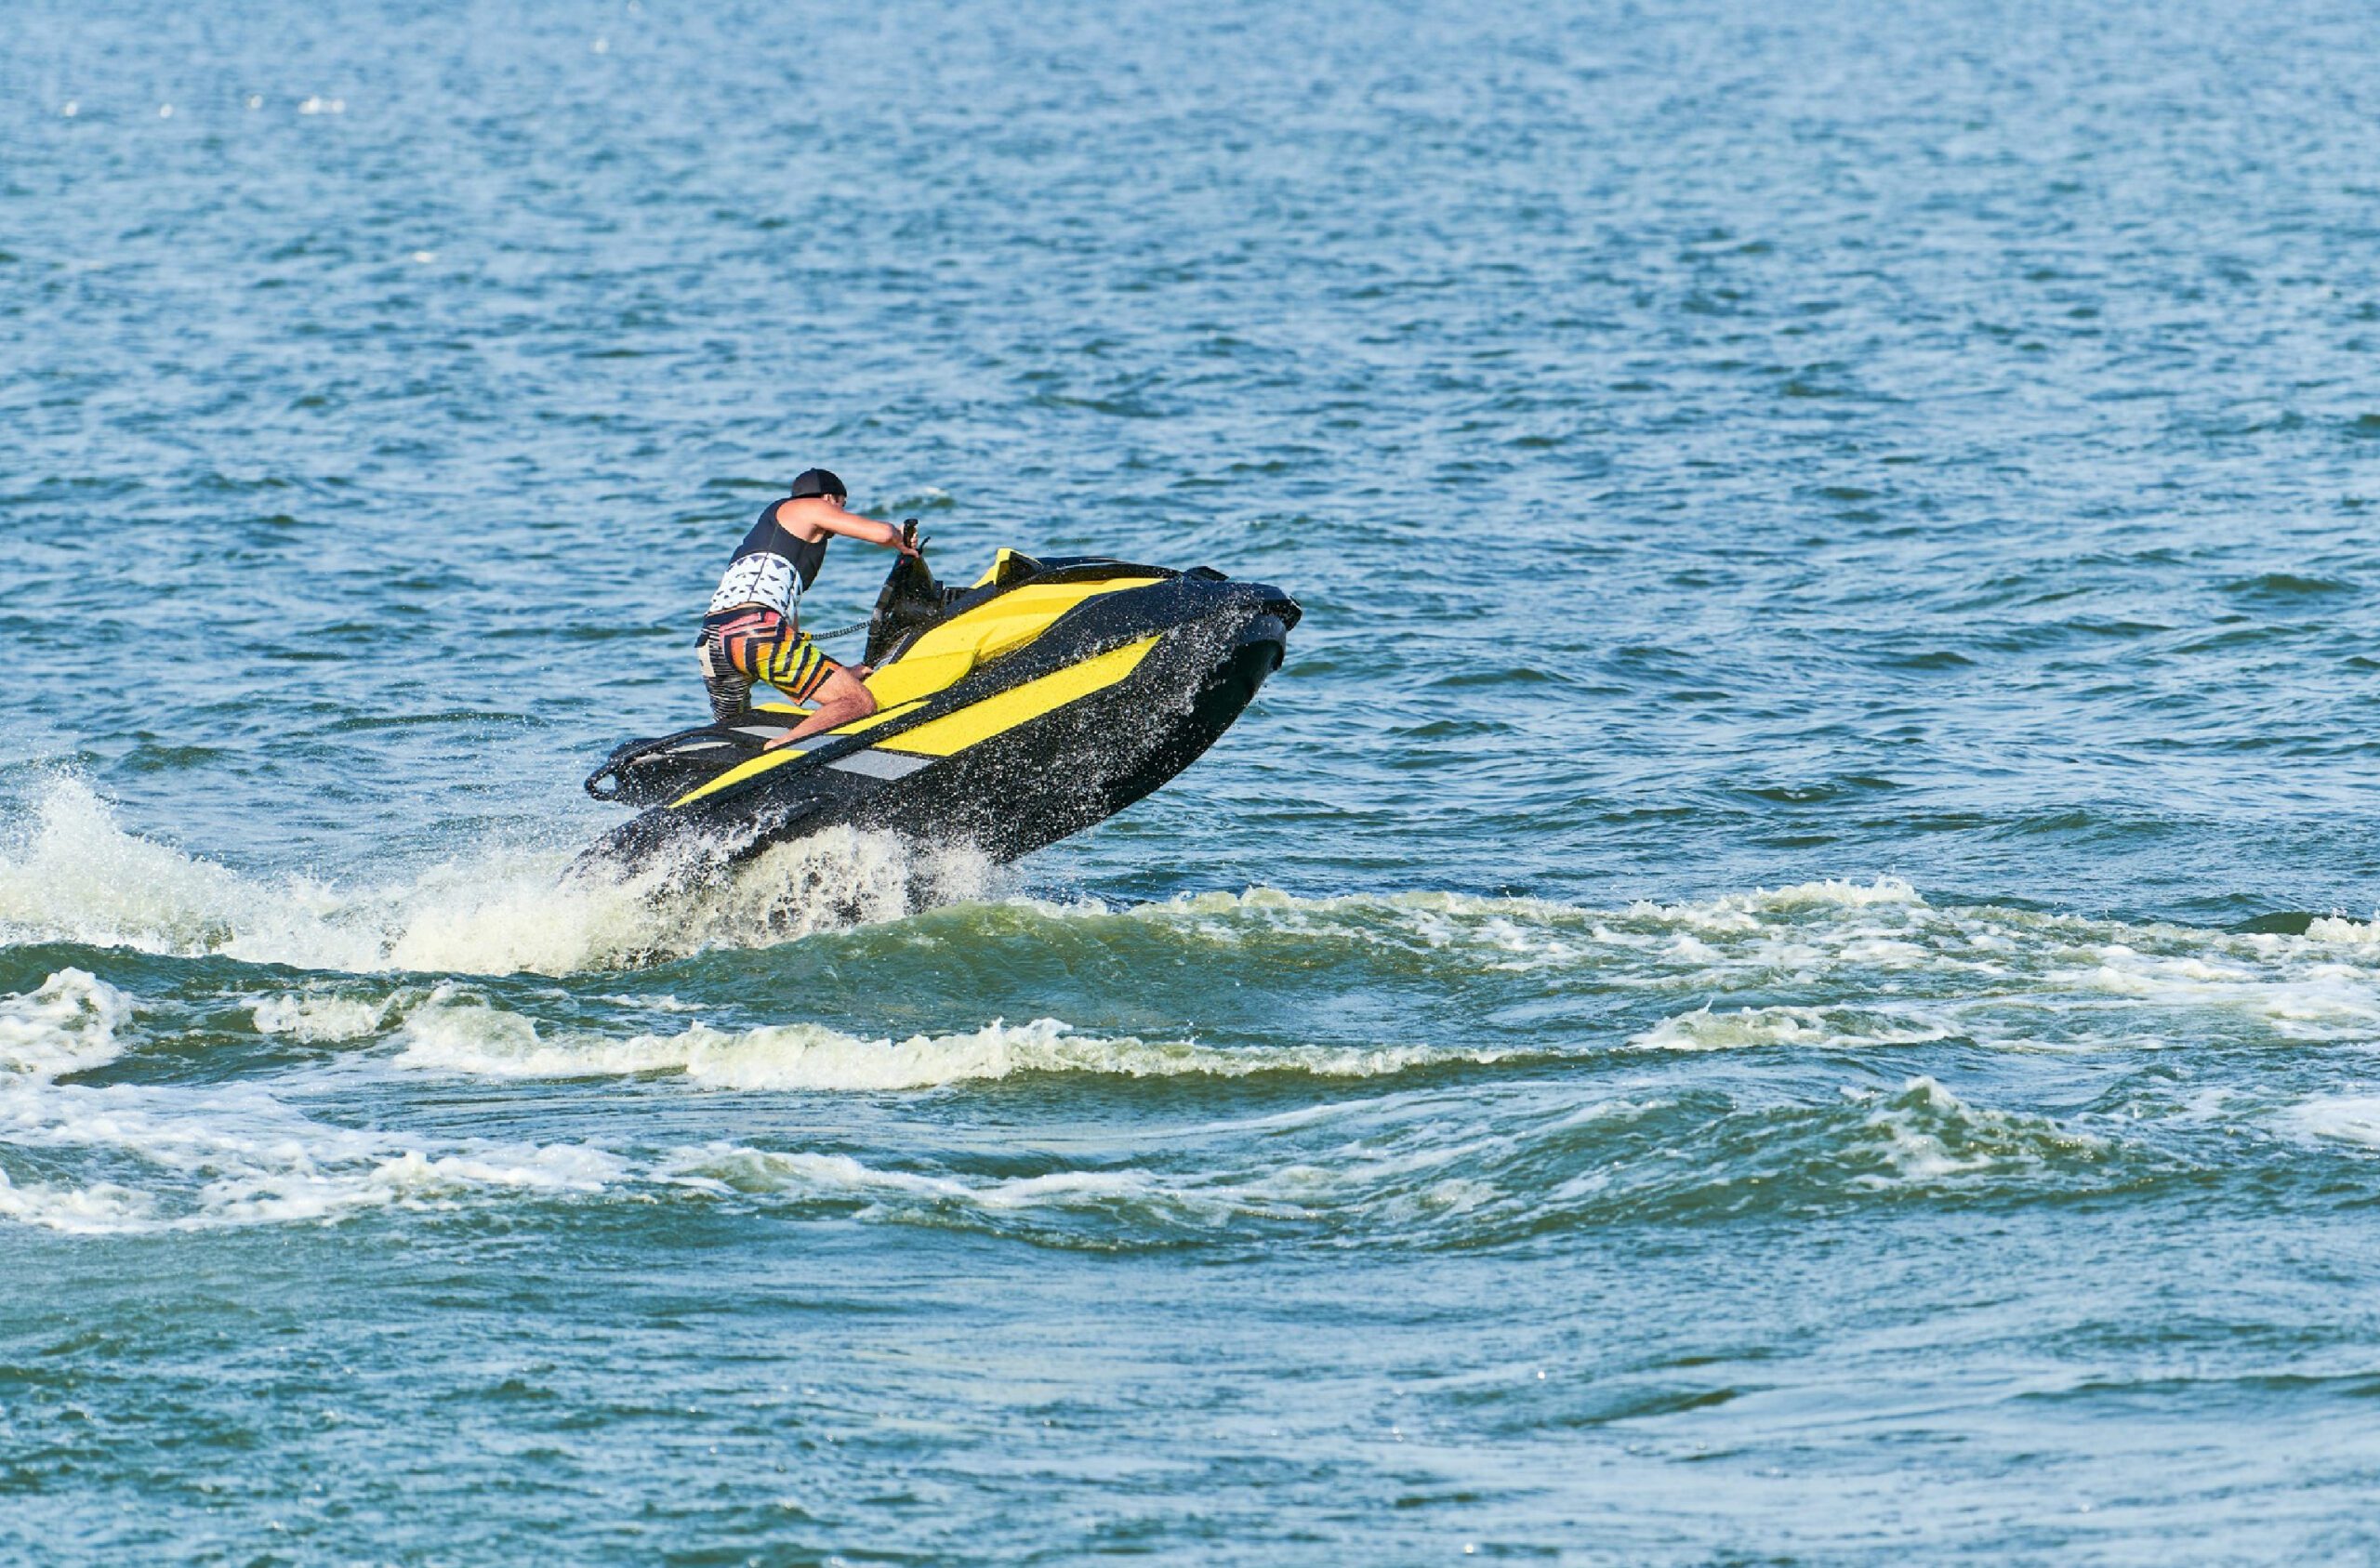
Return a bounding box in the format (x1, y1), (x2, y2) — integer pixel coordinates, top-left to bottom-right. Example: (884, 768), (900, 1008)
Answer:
(7, 0), (2380, 1560)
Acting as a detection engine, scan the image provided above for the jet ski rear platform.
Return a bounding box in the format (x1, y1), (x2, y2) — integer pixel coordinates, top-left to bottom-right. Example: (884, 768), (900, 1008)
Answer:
(577, 544), (1298, 879)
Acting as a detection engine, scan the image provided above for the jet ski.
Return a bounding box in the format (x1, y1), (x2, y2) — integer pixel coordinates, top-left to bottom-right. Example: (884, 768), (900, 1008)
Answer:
(576, 530), (1299, 878)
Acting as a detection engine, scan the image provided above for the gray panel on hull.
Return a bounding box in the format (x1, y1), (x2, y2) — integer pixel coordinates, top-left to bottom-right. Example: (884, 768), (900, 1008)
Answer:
(827, 749), (933, 781)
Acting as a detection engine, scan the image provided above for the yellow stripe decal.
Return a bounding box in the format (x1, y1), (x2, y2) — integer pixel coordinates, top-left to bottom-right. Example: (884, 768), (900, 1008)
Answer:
(669, 744), (808, 808)
(667, 573), (1162, 810)
(826, 698), (925, 736)
(862, 577), (1161, 710)
(877, 636), (1160, 758)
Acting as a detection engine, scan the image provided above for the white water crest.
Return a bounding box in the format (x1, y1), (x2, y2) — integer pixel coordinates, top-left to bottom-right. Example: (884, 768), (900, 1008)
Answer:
(9, 780), (2380, 1076)
(251, 990), (403, 1042)
(1844, 1076), (2108, 1189)
(0, 954), (2334, 1244)
(0, 968), (130, 1080)
(1628, 1003), (1959, 1053)
(0, 968), (625, 1234)
(394, 997), (1525, 1089)
(0, 778), (1004, 976)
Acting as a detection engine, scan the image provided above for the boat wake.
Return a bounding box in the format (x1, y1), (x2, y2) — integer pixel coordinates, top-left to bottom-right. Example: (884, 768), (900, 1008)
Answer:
(0, 777), (1004, 976)
(10, 776), (2380, 1245)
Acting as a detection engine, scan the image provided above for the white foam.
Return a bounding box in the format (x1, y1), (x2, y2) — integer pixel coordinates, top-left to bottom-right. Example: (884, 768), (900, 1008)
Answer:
(2068, 942), (2380, 1039)
(0, 968), (129, 1080)
(0, 783), (280, 957)
(1106, 882), (2380, 1061)
(1093, 878), (1938, 988)
(0, 1064), (627, 1235)
(252, 991), (399, 1043)
(2290, 1096), (2380, 1148)
(395, 1002), (1518, 1089)
(1629, 1004), (1952, 1053)
(199, 1144), (624, 1227)
(1848, 1076), (2102, 1188)
(2307, 914), (2380, 947)
(1838, 938), (1930, 966)
(658, 1143), (1245, 1230)
(1630, 876), (1926, 931)
(0, 779), (1003, 978)
(647, 1092), (1676, 1235)
(0, 1169), (153, 1232)
(0, 963), (628, 1234)
(14, 777), (2380, 1087)
(1857, 1077), (1998, 1183)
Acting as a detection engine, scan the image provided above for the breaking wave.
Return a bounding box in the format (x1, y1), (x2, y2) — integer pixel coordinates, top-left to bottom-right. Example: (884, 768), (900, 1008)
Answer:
(9, 779), (2380, 1245)
(391, 998), (1529, 1089)
(12, 780), (2380, 1036)
(0, 968), (627, 1234)
(0, 777), (1003, 976)
(640, 1074), (2130, 1248)
(0, 968), (2135, 1242)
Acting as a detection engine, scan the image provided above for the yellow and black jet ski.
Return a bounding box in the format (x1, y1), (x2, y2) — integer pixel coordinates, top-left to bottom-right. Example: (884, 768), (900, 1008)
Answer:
(576, 535), (1299, 876)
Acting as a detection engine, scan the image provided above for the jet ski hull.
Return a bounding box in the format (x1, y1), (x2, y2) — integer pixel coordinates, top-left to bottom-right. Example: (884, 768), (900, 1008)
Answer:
(577, 564), (1295, 881)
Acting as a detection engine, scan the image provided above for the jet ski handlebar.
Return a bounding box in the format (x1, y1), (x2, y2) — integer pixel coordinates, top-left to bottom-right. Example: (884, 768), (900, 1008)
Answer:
(866, 524), (967, 667)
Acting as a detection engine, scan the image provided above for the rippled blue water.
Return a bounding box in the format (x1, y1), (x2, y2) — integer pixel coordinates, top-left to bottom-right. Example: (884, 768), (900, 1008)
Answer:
(9, 0), (2380, 1560)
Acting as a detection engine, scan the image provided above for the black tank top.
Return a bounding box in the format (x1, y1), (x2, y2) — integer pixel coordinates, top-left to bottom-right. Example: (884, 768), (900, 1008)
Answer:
(707, 501), (830, 616)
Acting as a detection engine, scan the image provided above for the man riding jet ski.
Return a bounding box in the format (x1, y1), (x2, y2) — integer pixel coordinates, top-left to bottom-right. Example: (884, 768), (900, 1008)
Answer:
(578, 495), (1299, 880)
(698, 468), (918, 747)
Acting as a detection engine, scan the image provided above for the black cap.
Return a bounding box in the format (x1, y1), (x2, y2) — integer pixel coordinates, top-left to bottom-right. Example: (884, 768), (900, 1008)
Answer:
(789, 468), (846, 500)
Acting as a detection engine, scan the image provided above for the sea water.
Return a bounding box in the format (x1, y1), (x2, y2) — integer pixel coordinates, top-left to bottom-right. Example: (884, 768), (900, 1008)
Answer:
(7, 0), (2380, 1560)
